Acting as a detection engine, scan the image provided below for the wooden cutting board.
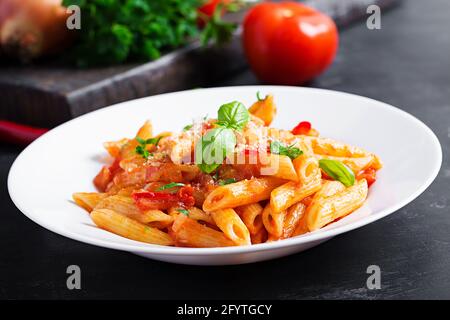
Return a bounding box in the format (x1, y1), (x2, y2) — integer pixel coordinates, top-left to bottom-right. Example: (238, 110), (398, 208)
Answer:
(0, 0), (400, 127)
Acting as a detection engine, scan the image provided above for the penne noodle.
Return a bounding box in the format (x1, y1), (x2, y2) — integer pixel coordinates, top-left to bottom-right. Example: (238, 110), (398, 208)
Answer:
(270, 178), (322, 213)
(91, 209), (173, 246)
(235, 203), (264, 235)
(203, 177), (285, 212)
(168, 206), (216, 227)
(72, 192), (108, 212)
(306, 179), (368, 231)
(262, 203), (286, 238)
(211, 208), (251, 246)
(293, 155), (320, 185)
(313, 154), (374, 174)
(293, 180), (345, 236)
(251, 228), (268, 244)
(95, 195), (173, 228)
(260, 154), (298, 181)
(171, 214), (234, 247)
(281, 202), (306, 239)
(75, 94), (382, 247)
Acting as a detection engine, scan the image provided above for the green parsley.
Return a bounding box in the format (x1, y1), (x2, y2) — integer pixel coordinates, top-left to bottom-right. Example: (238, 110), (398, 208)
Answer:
(135, 136), (162, 159)
(270, 141), (303, 160)
(156, 182), (185, 191)
(62, 0), (239, 67)
(177, 209), (190, 216)
(218, 178), (237, 186)
(319, 159), (355, 187)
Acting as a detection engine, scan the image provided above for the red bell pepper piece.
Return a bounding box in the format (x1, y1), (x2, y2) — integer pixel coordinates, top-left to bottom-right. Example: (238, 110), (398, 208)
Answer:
(292, 121), (311, 135)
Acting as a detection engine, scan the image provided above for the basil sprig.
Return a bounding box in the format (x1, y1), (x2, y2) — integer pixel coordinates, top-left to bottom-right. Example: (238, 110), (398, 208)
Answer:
(156, 182), (185, 191)
(195, 127), (236, 173)
(196, 101), (250, 173)
(217, 101), (250, 131)
(270, 141), (303, 160)
(319, 159), (355, 187)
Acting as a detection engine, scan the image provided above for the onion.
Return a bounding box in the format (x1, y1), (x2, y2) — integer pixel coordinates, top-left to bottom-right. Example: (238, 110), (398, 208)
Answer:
(0, 0), (73, 62)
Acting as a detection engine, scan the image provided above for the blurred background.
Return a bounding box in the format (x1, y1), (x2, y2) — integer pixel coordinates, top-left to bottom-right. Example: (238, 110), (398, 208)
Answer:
(0, 0), (400, 141)
(1, 0), (450, 300)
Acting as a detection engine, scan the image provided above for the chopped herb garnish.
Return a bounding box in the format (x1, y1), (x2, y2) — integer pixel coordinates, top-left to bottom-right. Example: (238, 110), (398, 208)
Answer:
(177, 209), (190, 216)
(135, 136), (162, 159)
(218, 178), (237, 186)
(256, 91), (266, 101)
(183, 124), (193, 131)
(156, 182), (185, 191)
(270, 141), (303, 160)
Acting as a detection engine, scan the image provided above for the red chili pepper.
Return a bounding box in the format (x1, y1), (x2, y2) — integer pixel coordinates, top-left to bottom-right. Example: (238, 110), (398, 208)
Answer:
(292, 121), (311, 135)
(0, 120), (48, 145)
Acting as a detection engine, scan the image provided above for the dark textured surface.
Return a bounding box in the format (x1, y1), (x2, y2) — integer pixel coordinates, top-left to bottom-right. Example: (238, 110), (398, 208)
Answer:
(1, 0), (449, 299)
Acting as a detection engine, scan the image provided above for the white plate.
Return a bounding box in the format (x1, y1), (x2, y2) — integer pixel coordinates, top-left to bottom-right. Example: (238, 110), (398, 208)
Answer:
(8, 86), (442, 265)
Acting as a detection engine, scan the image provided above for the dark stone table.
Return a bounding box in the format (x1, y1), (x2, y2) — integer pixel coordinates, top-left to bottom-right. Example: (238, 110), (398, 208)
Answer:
(1, 0), (449, 299)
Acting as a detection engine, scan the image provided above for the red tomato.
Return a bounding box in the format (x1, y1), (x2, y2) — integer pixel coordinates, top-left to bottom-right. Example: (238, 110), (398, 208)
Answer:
(243, 1), (338, 85)
(132, 186), (195, 211)
(292, 121), (312, 135)
(357, 168), (377, 187)
(198, 0), (229, 17)
(197, 0), (230, 26)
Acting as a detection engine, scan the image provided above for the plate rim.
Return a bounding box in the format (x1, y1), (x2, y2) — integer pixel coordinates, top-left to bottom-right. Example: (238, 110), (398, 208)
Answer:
(8, 85), (443, 256)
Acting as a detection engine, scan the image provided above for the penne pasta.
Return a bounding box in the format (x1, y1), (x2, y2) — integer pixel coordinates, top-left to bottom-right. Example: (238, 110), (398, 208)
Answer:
(171, 214), (234, 247)
(72, 192), (108, 212)
(75, 94), (382, 247)
(313, 154), (374, 174)
(293, 180), (345, 236)
(262, 203), (286, 238)
(270, 178), (322, 213)
(251, 228), (268, 244)
(306, 179), (368, 231)
(293, 154), (320, 185)
(95, 195), (173, 228)
(91, 209), (173, 246)
(211, 208), (251, 246)
(260, 154), (298, 181)
(235, 203), (264, 235)
(203, 177), (285, 212)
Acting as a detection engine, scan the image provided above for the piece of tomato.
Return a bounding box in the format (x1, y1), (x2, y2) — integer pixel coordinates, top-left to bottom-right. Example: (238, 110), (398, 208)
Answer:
(292, 121), (312, 135)
(242, 1), (338, 85)
(357, 168), (377, 187)
(132, 186), (195, 211)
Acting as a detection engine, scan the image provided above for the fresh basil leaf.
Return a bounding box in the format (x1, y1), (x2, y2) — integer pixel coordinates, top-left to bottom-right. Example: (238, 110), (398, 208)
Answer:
(136, 137), (146, 145)
(319, 159), (355, 187)
(218, 178), (236, 186)
(156, 182), (185, 191)
(217, 101), (250, 131)
(270, 141), (303, 160)
(195, 128), (236, 173)
(145, 137), (162, 146)
(177, 209), (190, 216)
